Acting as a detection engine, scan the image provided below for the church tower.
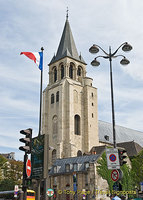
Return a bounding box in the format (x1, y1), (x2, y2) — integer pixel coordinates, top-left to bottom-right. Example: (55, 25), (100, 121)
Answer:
(42, 16), (99, 164)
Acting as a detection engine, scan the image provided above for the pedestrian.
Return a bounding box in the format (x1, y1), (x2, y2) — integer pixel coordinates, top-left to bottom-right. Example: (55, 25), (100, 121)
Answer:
(112, 194), (121, 200)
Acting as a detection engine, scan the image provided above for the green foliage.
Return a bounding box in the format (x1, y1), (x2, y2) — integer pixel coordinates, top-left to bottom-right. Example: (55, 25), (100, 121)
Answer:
(0, 155), (7, 167)
(130, 149), (143, 189)
(0, 178), (16, 191)
(0, 155), (7, 181)
(97, 152), (114, 192)
(0, 155), (23, 190)
(119, 164), (134, 191)
(97, 151), (134, 192)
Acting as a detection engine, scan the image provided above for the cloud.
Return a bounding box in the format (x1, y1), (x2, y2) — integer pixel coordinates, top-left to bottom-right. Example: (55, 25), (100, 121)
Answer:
(0, 0), (143, 160)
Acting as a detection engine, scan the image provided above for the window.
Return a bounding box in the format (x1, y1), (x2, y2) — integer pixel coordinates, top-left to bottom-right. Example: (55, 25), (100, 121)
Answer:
(77, 150), (82, 157)
(85, 162), (89, 170)
(65, 164), (70, 172)
(51, 94), (54, 104)
(74, 115), (80, 135)
(52, 149), (57, 163)
(92, 113), (94, 118)
(104, 135), (109, 141)
(69, 65), (73, 79)
(92, 103), (94, 106)
(61, 65), (64, 79)
(92, 92), (94, 97)
(53, 177), (57, 185)
(53, 166), (57, 173)
(77, 67), (81, 76)
(56, 91), (59, 102)
(54, 67), (57, 82)
(85, 174), (88, 185)
(52, 115), (58, 139)
(73, 163), (78, 171)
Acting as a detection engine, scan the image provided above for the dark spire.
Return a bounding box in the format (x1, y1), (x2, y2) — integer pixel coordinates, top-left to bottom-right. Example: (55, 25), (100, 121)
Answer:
(49, 18), (86, 65)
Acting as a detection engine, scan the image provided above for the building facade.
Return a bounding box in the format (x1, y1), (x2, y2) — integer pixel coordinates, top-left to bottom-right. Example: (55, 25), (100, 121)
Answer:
(42, 16), (99, 166)
(49, 154), (109, 200)
(41, 15), (143, 200)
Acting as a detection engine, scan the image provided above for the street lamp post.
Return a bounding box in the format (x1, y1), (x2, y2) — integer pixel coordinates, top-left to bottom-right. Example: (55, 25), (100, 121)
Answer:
(89, 42), (132, 148)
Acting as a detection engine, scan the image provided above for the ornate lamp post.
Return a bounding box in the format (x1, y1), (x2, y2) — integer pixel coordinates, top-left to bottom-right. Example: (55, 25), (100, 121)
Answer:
(89, 42), (132, 148)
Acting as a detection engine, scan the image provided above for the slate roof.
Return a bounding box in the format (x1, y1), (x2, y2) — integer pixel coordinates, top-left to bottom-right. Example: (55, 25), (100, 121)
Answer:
(49, 154), (100, 175)
(49, 19), (86, 65)
(0, 152), (15, 160)
(117, 141), (142, 157)
(98, 120), (143, 147)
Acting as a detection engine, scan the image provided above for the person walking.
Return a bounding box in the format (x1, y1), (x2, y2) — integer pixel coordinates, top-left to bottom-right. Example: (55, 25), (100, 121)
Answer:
(112, 195), (121, 200)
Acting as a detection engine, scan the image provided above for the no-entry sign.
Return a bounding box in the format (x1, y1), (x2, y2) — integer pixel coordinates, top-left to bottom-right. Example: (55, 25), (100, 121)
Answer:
(111, 169), (119, 182)
(26, 159), (31, 178)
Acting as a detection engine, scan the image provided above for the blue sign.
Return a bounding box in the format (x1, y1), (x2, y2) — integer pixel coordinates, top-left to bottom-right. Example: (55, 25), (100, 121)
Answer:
(73, 183), (77, 192)
(109, 154), (116, 162)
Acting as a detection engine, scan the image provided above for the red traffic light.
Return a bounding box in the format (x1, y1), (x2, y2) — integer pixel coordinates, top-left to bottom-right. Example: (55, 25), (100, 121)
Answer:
(118, 149), (127, 166)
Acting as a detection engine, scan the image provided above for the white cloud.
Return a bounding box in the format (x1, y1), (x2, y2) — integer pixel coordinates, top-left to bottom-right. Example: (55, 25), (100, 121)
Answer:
(0, 0), (143, 160)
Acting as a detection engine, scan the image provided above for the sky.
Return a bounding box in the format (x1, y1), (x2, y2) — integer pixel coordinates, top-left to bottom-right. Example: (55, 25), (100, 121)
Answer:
(0, 0), (143, 160)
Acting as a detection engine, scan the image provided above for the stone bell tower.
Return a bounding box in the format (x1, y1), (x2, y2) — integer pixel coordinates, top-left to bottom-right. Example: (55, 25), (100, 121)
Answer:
(42, 16), (99, 164)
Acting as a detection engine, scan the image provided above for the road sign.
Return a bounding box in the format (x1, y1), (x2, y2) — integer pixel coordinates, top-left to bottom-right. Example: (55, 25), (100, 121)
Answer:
(109, 154), (116, 162)
(26, 159), (31, 178)
(47, 188), (54, 197)
(106, 148), (120, 169)
(140, 182), (143, 191)
(14, 185), (19, 197)
(111, 169), (119, 182)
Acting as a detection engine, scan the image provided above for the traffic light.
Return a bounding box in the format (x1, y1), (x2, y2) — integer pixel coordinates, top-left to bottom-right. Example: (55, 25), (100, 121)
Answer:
(19, 128), (32, 154)
(118, 149), (127, 166)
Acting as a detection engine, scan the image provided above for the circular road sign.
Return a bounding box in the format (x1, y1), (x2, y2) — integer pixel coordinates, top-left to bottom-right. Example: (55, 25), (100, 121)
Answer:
(111, 169), (119, 182)
(26, 159), (31, 178)
(109, 154), (116, 162)
(47, 188), (54, 197)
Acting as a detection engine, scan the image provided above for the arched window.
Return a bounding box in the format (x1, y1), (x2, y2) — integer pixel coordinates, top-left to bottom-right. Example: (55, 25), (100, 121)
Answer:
(65, 164), (70, 172)
(52, 115), (58, 138)
(52, 149), (57, 163)
(77, 67), (81, 76)
(74, 115), (80, 135)
(54, 67), (57, 82)
(51, 94), (54, 104)
(73, 163), (78, 171)
(61, 65), (64, 79)
(56, 91), (59, 102)
(77, 150), (82, 157)
(69, 65), (73, 79)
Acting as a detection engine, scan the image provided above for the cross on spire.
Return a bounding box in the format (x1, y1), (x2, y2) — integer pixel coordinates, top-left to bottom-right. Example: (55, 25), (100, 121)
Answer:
(66, 7), (69, 20)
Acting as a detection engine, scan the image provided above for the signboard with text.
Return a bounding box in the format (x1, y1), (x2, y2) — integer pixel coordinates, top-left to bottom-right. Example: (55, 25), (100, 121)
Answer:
(106, 148), (120, 169)
(31, 135), (44, 179)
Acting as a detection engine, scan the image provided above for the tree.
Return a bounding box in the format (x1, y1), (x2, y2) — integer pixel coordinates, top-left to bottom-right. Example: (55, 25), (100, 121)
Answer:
(0, 155), (23, 190)
(97, 152), (114, 192)
(130, 149), (143, 189)
(0, 155), (7, 181)
(97, 151), (134, 193)
(0, 178), (16, 191)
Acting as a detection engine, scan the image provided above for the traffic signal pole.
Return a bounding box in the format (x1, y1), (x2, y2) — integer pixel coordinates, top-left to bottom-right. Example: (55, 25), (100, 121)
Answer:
(22, 153), (28, 200)
(19, 128), (32, 200)
(44, 134), (49, 200)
